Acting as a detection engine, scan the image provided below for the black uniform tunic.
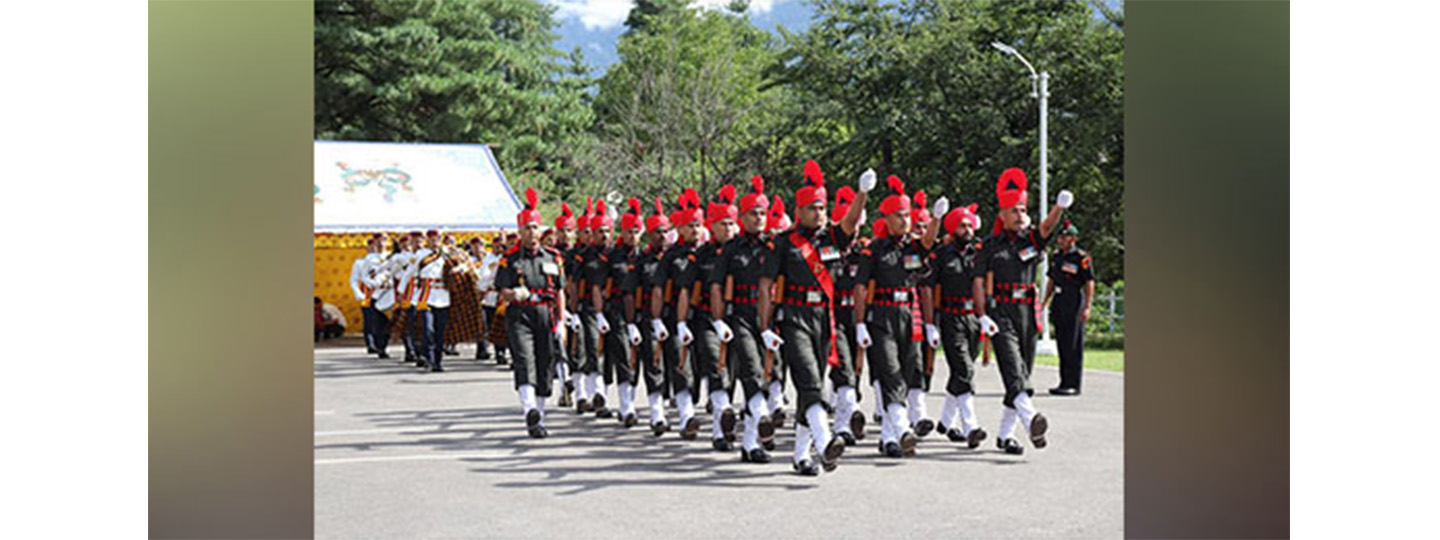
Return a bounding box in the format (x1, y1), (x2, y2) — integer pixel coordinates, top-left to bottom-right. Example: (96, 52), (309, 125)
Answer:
(653, 241), (698, 397)
(1047, 246), (1095, 390)
(595, 243), (640, 386)
(628, 242), (668, 394)
(553, 243), (578, 374)
(975, 226), (1053, 407)
(574, 244), (604, 375)
(927, 237), (984, 397)
(830, 241), (863, 393)
(680, 241), (731, 394)
(494, 244), (566, 396)
(708, 232), (771, 400)
(854, 234), (928, 408)
(762, 225), (852, 422)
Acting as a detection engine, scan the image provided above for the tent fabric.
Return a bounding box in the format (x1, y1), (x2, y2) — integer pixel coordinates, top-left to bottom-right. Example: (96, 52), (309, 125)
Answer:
(314, 141), (521, 232)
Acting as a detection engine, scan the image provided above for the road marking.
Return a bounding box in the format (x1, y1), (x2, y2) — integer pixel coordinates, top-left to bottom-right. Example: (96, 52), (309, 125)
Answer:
(315, 410), (335, 415)
(314, 427), (439, 437)
(315, 451), (505, 465)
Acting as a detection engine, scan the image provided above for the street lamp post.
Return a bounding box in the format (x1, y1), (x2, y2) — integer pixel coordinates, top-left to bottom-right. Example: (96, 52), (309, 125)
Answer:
(992, 42), (1057, 351)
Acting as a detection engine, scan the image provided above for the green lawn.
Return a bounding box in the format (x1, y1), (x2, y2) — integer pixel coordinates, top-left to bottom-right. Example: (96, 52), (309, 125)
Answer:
(1034, 348), (1125, 372)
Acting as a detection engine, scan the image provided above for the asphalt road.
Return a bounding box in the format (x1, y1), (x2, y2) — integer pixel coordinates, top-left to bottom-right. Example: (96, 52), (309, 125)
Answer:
(315, 340), (1122, 538)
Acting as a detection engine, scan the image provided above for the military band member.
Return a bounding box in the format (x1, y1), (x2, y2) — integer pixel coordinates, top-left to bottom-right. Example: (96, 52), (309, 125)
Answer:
(758, 159), (868, 475)
(686, 185), (740, 450)
(633, 198), (674, 436)
(396, 232), (424, 365)
(495, 188), (570, 438)
(364, 235), (396, 359)
(440, 234), (464, 357)
(580, 200), (618, 418)
(596, 199), (647, 427)
(1042, 220), (1094, 396)
(414, 230), (455, 372)
(853, 175), (945, 458)
(973, 168), (1070, 454)
(652, 189), (705, 440)
(709, 175), (777, 463)
(928, 203), (989, 447)
(350, 237), (380, 355)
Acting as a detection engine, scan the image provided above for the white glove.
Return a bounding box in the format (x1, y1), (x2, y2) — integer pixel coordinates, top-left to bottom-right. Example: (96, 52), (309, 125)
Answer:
(664, 230), (678, 246)
(596, 313), (611, 333)
(627, 323), (643, 346)
(565, 312), (581, 330)
(761, 329), (784, 352)
(1056, 189), (1074, 209)
(925, 323), (941, 349)
(651, 318), (669, 341)
(677, 321), (693, 345)
(512, 286), (531, 302)
(712, 319), (734, 343)
(978, 315), (999, 337)
(932, 196), (949, 220)
(858, 168), (878, 193)
(856, 323), (873, 348)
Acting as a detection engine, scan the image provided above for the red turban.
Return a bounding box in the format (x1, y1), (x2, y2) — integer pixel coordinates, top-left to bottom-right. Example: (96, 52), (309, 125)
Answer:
(996, 168), (1028, 210)
(673, 188), (702, 226)
(577, 197), (594, 230)
(739, 175), (769, 215)
(830, 185), (856, 223)
(517, 187), (541, 227)
(707, 184), (738, 226)
(554, 202), (576, 230)
(912, 190), (931, 225)
(646, 197), (671, 231)
(795, 159), (827, 209)
(590, 200), (613, 231)
(879, 175), (910, 215)
(943, 203), (980, 235)
(620, 198), (644, 231)
(766, 195), (788, 232)
(872, 217), (889, 239)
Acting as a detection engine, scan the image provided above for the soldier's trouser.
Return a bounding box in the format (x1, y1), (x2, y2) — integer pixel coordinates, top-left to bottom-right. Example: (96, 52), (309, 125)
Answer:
(939, 312), (980, 396)
(727, 307), (767, 401)
(640, 320), (666, 396)
(690, 311), (732, 395)
(406, 307), (421, 356)
(507, 304), (555, 398)
(779, 306), (832, 425)
(579, 310), (603, 374)
(1052, 297), (1085, 390)
(372, 308), (391, 351)
(865, 305), (913, 408)
(991, 304), (1037, 407)
(603, 306), (637, 386)
(361, 306), (376, 351)
(420, 307), (449, 365)
(663, 315), (694, 398)
(829, 306), (858, 391)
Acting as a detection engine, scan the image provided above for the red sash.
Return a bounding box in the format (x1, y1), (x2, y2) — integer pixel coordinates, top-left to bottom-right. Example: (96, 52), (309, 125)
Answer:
(789, 231), (840, 367)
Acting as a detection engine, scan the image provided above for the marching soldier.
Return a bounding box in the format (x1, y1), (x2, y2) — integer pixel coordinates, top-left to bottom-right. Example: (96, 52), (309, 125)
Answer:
(909, 190), (939, 436)
(350, 237), (380, 355)
(580, 200), (617, 418)
(495, 188), (571, 438)
(683, 185), (740, 450)
(972, 168), (1071, 454)
(1042, 220), (1095, 396)
(709, 175), (777, 463)
(634, 198), (674, 436)
(757, 159), (869, 475)
(853, 175), (945, 458)
(552, 203), (582, 408)
(651, 189), (705, 440)
(927, 203), (989, 448)
(760, 195), (790, 429)
(828, 186), (866, 445)
(569, 198), (596, 412)
(595, 199), (646, 427)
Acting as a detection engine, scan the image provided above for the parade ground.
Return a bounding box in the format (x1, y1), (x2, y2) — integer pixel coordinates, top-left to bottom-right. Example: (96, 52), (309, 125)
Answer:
(315, 340), (1123, 539)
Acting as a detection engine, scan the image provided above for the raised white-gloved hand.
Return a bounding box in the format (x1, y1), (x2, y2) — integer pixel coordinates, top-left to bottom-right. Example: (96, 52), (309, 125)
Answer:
(512, 286), (531, 302)
(978, 315), (999, 337)
(596, 313), (611, 333)
(1056, 189), (1074, 209)
(858, 168), (878, 193)
(856, 323), (873, 348)
(761, 329), (784, 352)
(626, 323), (643, 346)
(932, 197), (950, 220)
(565, 312), (581, 330)
(677, 321), (693, 345)
(712, 319), (734, 343)
(651, 318), (669, 341)
(925, 323), (941, 348)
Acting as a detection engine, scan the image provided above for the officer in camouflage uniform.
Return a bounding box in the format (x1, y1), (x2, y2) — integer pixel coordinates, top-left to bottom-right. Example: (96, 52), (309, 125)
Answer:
(495, 188), (571, 439)
(927, 203), (989, 448)
(757, 159), (868, 476)
(709, 175), (778, 464)
(973, 167), (1072, 454)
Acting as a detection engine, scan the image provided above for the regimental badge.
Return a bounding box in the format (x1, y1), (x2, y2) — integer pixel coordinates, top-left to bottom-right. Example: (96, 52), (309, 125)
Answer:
(903, 254), (923, 270)
(818, 245), (840, 262)
(1018, 246), (1038, 262)
(1062, 262), (1079, 274)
